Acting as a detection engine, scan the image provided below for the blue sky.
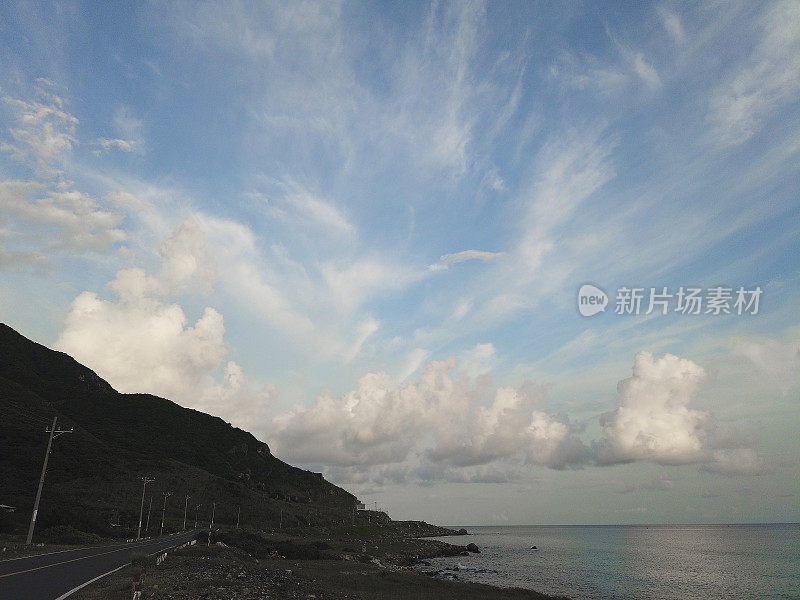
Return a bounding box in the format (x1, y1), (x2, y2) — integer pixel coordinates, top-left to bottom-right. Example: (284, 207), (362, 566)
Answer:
(1, 1), (798, 525)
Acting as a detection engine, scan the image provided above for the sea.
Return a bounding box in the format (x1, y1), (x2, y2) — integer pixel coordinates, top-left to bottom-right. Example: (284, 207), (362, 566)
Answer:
(423, 524), (800, 600)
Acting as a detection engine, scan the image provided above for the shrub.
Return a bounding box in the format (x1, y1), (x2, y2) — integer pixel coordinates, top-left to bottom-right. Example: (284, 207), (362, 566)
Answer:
(40, 525), (102, 544)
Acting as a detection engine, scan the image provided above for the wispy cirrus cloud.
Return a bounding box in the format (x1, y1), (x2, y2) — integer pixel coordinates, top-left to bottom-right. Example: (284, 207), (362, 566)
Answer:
(706, 0), (800, 147)
(440, 250), (506, 265)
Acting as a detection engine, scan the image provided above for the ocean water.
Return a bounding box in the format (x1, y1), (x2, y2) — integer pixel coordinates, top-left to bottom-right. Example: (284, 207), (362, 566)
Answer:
(424, 524), (800, 600)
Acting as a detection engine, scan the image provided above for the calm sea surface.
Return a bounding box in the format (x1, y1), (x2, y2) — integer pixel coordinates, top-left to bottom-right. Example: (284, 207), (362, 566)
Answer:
(425, 524), (799, 600)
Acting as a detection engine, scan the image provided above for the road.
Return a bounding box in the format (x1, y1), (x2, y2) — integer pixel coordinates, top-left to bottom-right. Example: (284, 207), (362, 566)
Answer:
(0, 530), (199, 600)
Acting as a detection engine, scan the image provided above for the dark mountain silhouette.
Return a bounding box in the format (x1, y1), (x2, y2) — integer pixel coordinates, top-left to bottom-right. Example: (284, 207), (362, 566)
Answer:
(0, 323), (358, 540)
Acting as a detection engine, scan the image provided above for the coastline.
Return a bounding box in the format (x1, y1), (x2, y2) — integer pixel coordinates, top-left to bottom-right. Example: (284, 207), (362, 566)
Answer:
(67, 523), (570, 600)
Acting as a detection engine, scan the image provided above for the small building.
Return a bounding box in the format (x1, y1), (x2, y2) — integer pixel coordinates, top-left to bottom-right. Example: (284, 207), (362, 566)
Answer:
(355, 501), (366, 511)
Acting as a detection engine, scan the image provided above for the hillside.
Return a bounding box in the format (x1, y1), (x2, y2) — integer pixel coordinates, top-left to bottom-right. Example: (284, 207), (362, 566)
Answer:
(0, 323), (360, 540)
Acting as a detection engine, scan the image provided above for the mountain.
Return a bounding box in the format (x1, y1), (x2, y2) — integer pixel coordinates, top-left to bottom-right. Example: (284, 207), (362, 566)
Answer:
(0, 323), (359, 540)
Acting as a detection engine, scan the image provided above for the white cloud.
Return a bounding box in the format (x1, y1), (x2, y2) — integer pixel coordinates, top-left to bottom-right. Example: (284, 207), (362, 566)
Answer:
(511, 126), (616, 283)
(730, 336), (800, 393)
(269, 357), (586, 476)
(440, 250), (506, 265)
(256, 178), (355, 238)
(597, 351), (771, 476)
(0, 82), (77, 174)
(286, 189), (354, 237)
(548, 52), (628, 96)
(706, 0), (800, 146)
(0, 180), (127, 252)
(397, 347), (429, 382)
(198, 361), (277, 432)
(321, 258), (424, 315)
(390, 1), (486, 172)
(53, 218), (269, 431)
(632, 53), (662, 89)
(703, 448), (772, 477)
(56, 294), (227, 401)
(94, 138), (140, 154)
(109, 216), (214, 300)
(344, 317), (380, 363)
(428, 381), (587, 469)
(194, 212), (401, 363)
(457, 342), (497, 378)
(657, 8), (685, 44)
(0, 248), (49, 272)
(598, 351), (711, 465)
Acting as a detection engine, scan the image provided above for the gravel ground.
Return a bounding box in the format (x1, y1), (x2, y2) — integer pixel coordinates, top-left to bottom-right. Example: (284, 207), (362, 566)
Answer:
(70, 540), (568, 600)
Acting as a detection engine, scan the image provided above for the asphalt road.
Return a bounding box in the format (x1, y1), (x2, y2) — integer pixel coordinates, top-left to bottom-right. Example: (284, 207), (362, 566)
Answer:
(0, 530), (200, 600)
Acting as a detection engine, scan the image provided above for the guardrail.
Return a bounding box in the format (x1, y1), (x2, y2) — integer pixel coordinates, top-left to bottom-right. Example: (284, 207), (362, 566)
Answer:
(132, 537), (197, 598)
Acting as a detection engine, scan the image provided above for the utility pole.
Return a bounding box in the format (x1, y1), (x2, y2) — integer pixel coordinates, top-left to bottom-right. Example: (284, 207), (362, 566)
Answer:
(279, 508), (282, 529)
(145, 496), (152, 532)
(159, 491), (172, 537)
(183, 495), (191, 531)
(207, 502), (216, 548)
(236, 506), (240, 530)
(26, 417), (73, 545)
(136, 476), (155, 541)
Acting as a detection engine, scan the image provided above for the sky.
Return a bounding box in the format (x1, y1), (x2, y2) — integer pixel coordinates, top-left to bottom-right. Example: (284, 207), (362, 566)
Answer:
(0, 1), (798, 526)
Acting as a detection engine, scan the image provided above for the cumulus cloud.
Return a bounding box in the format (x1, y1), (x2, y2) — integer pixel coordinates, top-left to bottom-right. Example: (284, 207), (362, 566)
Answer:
(597, 351), (770, 476)
(597, 351), (711, 465)
(269, 356), (587, 478)
(56, 296), (227, 400)
(109, 216), (215, 301)
(53, 218), (268, 430)
(428, 381), (587, 469)
(198, 361), (277, 433)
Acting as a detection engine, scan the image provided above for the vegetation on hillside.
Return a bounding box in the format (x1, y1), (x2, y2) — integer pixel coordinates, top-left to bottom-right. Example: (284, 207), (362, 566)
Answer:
(0, 322), (361, 541)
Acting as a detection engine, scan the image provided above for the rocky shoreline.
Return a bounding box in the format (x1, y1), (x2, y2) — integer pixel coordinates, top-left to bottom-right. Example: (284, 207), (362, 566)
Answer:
(67, 523), (569, 600)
